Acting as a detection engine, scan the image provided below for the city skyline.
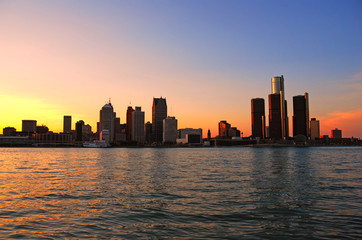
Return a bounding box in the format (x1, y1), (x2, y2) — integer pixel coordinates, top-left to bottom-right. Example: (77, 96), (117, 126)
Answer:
(0, 0), (361, 138)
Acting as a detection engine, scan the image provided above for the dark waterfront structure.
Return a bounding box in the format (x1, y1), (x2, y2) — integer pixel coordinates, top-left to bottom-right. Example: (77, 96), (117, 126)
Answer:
(331, 128), (342, 139)
(63, 115), (72, 133)
(22, 120), (37, 134)
(152, 97), (167, 143)
(76, 120), (84, 141)
(126, 106), (134, 141)
(293, 93), (309, 138)
(268, 93), (282, 140)
(251, 98), (265, 139)
(36, 125), (49, 134)
(3, 127), (16, 136)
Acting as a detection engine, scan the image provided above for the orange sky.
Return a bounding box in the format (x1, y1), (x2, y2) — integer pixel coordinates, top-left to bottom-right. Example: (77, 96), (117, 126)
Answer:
(0, 1), (361, 138)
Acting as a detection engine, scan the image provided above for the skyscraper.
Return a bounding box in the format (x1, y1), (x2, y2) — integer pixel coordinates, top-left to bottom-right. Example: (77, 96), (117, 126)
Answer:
(293, 93), (310, 138)
(63, 116), (72, 133)
(152, 97), (167, 143)
(268, 93), (282, 140)
(251, 98), (265, 139)
(132, 107), (145, 144)
(76, 120), (84, 141)
(99, 100), (116, 143)
(144, 121), (152, 144)
(163, 116), (177, 144)
(310, 118), (320, 140)
(126, 106), (134, 141)
(271, 75), (289, 138)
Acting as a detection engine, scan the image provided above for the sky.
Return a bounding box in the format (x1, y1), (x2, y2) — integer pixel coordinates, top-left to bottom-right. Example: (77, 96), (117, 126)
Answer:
(0, 0), (361, 138)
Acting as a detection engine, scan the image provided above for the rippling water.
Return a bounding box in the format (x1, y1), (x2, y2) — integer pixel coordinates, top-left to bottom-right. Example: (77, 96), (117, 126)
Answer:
(0, 147), (361, 239)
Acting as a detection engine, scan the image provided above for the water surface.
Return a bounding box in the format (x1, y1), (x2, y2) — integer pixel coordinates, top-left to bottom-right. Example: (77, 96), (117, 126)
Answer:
(0, 147), (361, 239)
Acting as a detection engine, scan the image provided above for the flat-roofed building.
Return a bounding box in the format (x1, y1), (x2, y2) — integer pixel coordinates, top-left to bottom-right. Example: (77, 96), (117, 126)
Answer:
(163, 116), (177, 144)
(268, 94), (282, 140)
(310, 118), (320, 140)
(152, 97), (167, 143)
(251, 98), (265, 139)
(63, 116), (72, 133)
(22, 120), (37, 134)
(293, 93), (309, 138)
(132, 107), (145, 144)
(331, 128), (342, 139)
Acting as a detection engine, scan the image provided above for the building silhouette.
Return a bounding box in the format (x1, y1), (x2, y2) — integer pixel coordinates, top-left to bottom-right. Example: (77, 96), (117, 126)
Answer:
(132, 107), (145, 144)
(76, 120), (84, 141)
(144, 121), (152, 144)
(331, 128), (342, 139)
(3, 127), (16, 136)
(251, 98), (265, 139)
(36, 125), (49, 134)
(163, 116), (177, 144)
(229, 127), (241, 137)
(207, 129), (211, 139)
(63, 116), (72, 133)
(219, 121), (231, 137)
(152, 97), (167, 143)
(268, 93), (282, 140)
(178, 128), (203, 143)
(22, 120), (37, 134)
(293, 93), (310, 138)
(310, 118), (320, 140)
(99, 100), (116, 143)
(126, 106), (134, 141)
(271, 75), (289, 138)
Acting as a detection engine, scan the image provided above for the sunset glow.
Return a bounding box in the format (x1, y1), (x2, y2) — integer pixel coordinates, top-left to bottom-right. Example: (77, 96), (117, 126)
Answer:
(0, 0), (361, 138)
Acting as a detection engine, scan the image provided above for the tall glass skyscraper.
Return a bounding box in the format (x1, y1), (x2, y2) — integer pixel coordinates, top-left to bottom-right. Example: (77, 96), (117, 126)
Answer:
(152, 97), (167, 143)
(270, 75), (289, 139)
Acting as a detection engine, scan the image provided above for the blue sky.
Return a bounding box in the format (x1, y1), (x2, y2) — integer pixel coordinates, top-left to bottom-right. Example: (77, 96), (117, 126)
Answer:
(0, 0), (361, 136)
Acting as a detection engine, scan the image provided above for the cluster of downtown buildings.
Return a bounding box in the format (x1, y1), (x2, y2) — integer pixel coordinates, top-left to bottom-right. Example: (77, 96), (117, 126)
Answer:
(1, 75), (360, 147)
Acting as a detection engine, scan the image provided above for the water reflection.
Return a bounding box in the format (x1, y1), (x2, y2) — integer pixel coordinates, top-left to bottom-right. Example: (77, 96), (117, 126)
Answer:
(0, 147), (361, 239)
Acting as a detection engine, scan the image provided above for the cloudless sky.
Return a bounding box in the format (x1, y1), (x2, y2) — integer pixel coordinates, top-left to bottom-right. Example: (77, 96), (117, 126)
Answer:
(0, 0), (361, 137)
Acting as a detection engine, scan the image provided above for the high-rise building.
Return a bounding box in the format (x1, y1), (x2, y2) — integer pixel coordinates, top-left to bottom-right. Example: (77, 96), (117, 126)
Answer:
(271, 75), (289, 138)
(163, 116), (177, 143)
(82, 124), (92, 141)
(144, 122), (152, 144)
(126, 106), (134, 141)
(218, 121), (231, 137)
(63, 116), (72, 133)
(251, 98), (265, 139)
(268, 93), (282, 140)
(152, 97), (167, 143)
(22, 120), (37, 134)
(207, 129), (211, 139)
(293, 93), (310, 138)
(76, 120), (84, 141)
(99, 100), (116, 143)
(331, 128), (342, 139)
(132, 107), (145, 144)
(310, 118), (320, 140)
